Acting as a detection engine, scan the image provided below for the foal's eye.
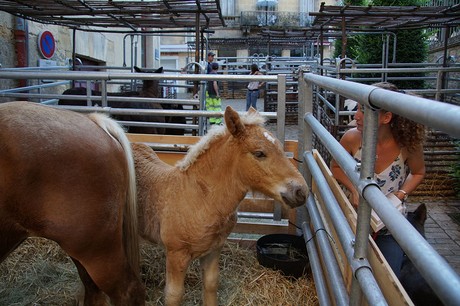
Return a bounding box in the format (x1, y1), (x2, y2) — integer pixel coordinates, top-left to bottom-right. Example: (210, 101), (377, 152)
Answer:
(253, 151), (266, 159)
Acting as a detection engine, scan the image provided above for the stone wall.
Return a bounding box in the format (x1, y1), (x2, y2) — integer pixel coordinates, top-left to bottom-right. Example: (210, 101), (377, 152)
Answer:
(0, 12), (17, 94)
(0, 11), (161, 102)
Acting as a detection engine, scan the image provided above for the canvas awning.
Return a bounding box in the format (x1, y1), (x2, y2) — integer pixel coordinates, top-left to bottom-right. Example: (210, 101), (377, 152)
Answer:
(310, 4), (460, 31)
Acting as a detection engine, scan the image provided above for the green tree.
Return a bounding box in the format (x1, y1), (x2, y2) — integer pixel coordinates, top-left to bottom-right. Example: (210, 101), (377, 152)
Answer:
(354, 0), (428, 89)
(333, 0), (428, 89)
(333, 0), (367, 60)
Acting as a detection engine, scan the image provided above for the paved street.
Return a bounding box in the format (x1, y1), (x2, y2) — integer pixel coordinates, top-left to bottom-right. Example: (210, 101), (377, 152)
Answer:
(411, 199), (460, 275)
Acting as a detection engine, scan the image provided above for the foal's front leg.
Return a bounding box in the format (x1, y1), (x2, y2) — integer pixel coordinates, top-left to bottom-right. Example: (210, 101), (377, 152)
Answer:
(199, 248), (222, 306)
(165, 250), (191, 306)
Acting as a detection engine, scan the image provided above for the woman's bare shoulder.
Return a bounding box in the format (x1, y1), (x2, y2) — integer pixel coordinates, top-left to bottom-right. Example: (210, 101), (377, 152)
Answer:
(340, 128), (361, 153)
(341, 128), (361, 142)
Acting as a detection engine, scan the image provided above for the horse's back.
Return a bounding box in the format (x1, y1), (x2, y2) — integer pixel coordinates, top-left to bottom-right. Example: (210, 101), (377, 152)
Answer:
(0, 102), (128, 244)
(59, 87), (90, 106)
(132, 142), (171, 180)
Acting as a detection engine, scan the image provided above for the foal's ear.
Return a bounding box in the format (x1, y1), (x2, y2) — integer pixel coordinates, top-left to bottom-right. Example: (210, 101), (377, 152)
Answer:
(225, 106), (245, 137)
(247, 106), (257, 115)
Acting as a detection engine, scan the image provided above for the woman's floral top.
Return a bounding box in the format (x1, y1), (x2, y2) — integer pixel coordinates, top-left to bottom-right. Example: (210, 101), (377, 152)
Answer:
(354, 148), (408, 196)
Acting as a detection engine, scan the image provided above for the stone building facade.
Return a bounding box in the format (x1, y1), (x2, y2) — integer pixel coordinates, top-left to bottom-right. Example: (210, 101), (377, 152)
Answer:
(0, 11), (160, 99)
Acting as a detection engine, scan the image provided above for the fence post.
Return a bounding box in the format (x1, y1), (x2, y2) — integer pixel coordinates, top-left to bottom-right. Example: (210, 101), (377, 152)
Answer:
(298, 69), (313, 180)
(349, 106), (380, 305)
(101, 80), (107, 107)
(276, 74), (286, 145)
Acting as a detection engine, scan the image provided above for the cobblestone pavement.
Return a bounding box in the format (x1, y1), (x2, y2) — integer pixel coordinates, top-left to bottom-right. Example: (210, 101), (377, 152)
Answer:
(408, 199), (460, 275)
(222, 97), (460, 277)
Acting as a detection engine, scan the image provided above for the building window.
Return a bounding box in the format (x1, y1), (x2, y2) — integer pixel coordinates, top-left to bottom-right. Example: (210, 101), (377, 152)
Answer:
(256, 0), (278, 26)
(220, 0), (235, 16)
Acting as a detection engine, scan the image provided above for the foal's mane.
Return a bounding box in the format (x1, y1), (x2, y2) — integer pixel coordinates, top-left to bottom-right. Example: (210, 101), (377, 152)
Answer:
(177, 111), (266, 171)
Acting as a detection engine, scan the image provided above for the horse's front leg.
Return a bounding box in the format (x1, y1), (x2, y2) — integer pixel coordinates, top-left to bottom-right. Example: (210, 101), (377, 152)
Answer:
(199, 248), (222, 306)
(165, 250), (191, 306)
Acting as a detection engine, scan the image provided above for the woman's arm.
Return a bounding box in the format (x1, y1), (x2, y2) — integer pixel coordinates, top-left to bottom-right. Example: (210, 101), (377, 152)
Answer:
(395, 146), (426, 201)
(330, 129), (361, 207)
(256, 71), (265, 88)
(254, 71), (265, 88)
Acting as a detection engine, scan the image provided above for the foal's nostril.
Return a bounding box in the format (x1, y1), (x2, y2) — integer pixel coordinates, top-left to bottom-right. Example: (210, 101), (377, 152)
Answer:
(295, 185), (307, 203)
(297, 188), (306, 201)
(282, 182), (307, 207)
(280, 181), (308, 207)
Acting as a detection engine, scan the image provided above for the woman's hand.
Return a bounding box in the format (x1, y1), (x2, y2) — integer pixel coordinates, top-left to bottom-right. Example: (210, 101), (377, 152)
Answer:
(351, 190), (359, 208)
(394, 190), (408, 202)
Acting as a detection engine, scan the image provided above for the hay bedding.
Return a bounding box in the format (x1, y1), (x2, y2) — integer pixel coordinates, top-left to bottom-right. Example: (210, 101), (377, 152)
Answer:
(0, 238), (318, 306)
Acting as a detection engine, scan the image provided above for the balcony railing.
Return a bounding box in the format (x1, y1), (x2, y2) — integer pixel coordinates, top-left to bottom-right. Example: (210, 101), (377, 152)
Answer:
(240, 11), (312, 29)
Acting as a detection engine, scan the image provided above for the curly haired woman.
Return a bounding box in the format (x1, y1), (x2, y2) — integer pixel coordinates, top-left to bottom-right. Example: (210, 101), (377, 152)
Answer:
(331, 82), (426, 278)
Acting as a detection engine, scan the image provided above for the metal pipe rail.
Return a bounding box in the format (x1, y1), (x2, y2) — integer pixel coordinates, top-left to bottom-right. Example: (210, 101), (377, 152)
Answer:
(316, 92), (336, 113)
(54, 106), (278, 119)
(0, 70), (284, 137)
(303, 115), (386, 305)
(304, 73), (460, 138)
(300, 72), (460, 305)
(0, 66), (71, 71)
(0, 81), (70, 93)
(355, 62), (459, 68)
(302, 166), (353, 306)
(338, 66), (460, 74)
(300, 213), (332, 306)
(304, 196), (350, 305)
(54, 105), (277, 132)
(328, 65), (460, 126)
(0, 71), (277, 83)
(116, 120), (197, 131)
(237, 212), (274, 219)
(0, 93), (201, 106)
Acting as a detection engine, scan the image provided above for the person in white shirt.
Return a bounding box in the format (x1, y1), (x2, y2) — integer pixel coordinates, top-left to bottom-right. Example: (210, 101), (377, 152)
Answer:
(246, 64), (264, 111)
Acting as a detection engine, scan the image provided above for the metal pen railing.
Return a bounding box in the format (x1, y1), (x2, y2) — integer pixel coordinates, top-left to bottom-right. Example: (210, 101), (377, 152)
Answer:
(314, 62), (460, 127)
(0, 70), (284, 138)
(298, 71), (460, 305)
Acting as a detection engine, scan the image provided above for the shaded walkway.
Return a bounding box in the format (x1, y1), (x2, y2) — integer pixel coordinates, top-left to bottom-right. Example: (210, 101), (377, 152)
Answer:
(409, 199), (460, 275)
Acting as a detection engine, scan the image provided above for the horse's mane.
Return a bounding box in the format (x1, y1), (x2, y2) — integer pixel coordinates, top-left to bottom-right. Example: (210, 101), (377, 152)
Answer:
(177, 110), (266, 171)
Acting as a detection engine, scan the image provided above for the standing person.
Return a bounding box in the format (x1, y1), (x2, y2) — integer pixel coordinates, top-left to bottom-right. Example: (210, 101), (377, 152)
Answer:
(206, 62), (222, 125)
(246, 64), (264, 111)
(206, 51), (216, 74)
(330, 82), (426, 278)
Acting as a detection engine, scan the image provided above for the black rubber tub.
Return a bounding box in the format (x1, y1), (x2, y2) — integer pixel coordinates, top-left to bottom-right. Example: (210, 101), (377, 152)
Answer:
(256, 234), (310, 278)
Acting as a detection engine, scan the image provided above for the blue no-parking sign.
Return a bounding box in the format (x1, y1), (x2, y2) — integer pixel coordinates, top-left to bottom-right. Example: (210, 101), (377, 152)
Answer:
(38, 30), (56, 59)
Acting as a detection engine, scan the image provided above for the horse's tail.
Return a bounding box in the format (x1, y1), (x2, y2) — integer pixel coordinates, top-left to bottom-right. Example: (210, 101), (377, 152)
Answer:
(88, 113), (140, 277)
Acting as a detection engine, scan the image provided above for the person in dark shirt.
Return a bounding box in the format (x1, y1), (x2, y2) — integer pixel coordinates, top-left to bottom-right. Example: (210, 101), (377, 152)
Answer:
(206, 62), (222, 124)
(206, 51), (215, 74)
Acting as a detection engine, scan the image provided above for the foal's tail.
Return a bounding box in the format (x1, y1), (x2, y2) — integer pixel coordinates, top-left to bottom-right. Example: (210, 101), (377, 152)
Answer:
(88, 113), (140, 276)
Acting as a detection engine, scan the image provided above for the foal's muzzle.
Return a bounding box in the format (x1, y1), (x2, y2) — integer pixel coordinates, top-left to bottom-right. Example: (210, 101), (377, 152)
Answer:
(281, 181), (308, 208)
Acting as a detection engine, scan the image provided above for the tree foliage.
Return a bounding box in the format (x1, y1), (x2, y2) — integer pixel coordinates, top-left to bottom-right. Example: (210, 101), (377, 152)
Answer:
(333, 0), (429, 89)
(333, 0), (366, 60)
